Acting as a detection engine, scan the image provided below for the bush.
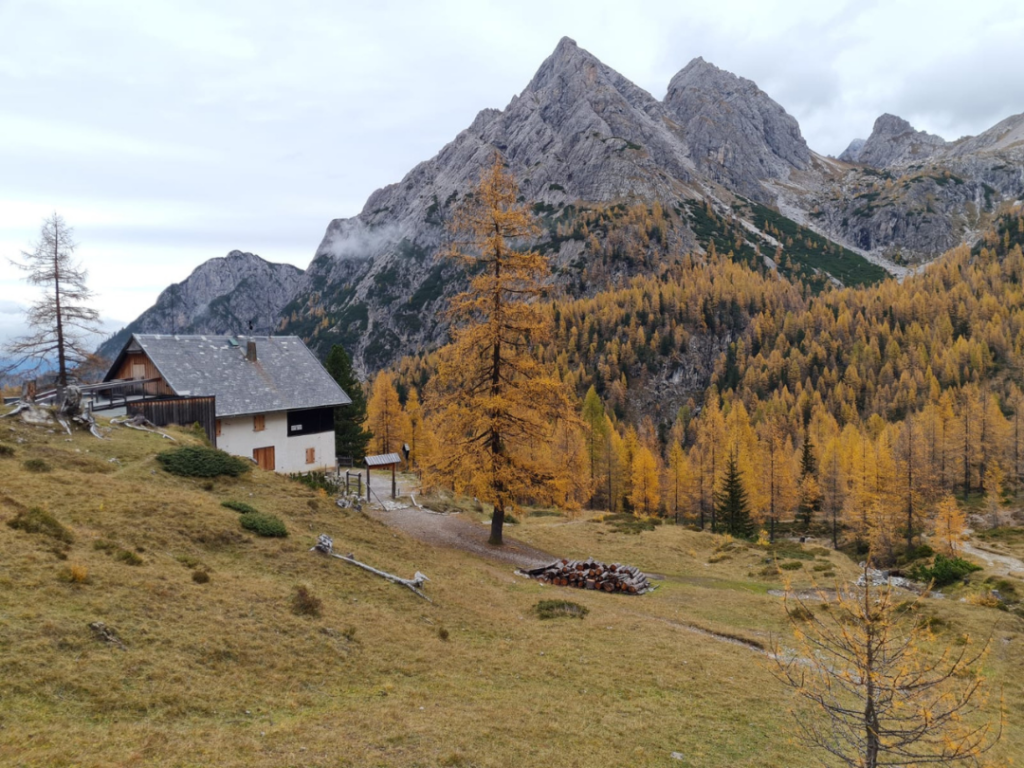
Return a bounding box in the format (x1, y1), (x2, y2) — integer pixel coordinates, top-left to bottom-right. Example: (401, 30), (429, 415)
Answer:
(603, 513), (661, 535)
(0, 443), (15, 458)
(787, 605), (815, 621)
(291, 585), (322, 616)
(290, 471), (341, 495)
(780, 561), (804, 571)
(534, 599), (589, 620)
(23, 458), (51, 473)
(240, 512), (288, 537)
(58, 564), (90, 584)
(221, 500), (259, 514)
(437, 626), (450, 641)
(192, 569), (210, 584)
(911, 554), (982, 587)
(8, 507), (74, 544)
(115, 549), (143, 566)
(157, 446), (251, 478)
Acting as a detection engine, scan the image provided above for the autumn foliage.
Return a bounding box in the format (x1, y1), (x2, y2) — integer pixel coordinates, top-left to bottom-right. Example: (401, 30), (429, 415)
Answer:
(426, 157), (582, 544)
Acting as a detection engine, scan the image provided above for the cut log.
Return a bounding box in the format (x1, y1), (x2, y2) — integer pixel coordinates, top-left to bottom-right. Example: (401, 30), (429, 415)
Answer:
(517, 557), (653, 595)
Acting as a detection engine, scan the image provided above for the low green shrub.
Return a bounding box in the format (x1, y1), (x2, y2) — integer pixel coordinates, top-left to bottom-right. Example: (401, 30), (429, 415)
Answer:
(787, 605), (814, 621)
(911, 554), (982, 587)
(534, 599), (589, 620)
(779, 561), (804, 571)
(603, 513), (661, 535)
(221, 500), (259, 514)
(528, 508), (563, 518)
(192, 569), (211, 584)
(115, 549), (143, 566)
(156, 446), (251, 478)
(770, 543), (815, 560)
(290, 471), (340, 494)
(240, 512), (288, 537)
(8, 507), (73, 544)
(0, 443), (15, 458)
(23, 458), (51, 473)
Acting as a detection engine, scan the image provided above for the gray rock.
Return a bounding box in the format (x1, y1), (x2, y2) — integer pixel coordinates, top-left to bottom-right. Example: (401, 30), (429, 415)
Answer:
(838, 138), (866, 163)
(98, 251), (303, 359)
(855, 113), (947, 169)
(664, 56), (811, 200)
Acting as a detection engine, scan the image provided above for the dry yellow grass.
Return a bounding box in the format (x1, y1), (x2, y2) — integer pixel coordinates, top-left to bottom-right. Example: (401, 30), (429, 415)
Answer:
(0, 416), (1021, 767)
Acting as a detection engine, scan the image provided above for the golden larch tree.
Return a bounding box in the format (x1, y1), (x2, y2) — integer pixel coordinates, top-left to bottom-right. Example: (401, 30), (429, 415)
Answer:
(403, 387), (432, 470)
(366, 370), (406, 455)
(429, 156), (575, 545)
(933, 494), (967, 556)
(630, 446), (660, 516)
(664, 440), (691, 524)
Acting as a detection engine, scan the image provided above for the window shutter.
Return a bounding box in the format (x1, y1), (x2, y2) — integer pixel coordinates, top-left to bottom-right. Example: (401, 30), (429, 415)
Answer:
(305, 447), (315, 464)
(254, 414), (265, 432)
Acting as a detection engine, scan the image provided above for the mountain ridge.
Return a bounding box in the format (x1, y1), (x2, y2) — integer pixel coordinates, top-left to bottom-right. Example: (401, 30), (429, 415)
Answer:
(101, 38), (1024, 375)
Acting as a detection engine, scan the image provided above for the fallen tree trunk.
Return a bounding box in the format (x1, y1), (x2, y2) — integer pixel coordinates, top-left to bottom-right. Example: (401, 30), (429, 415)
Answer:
(311, 534), (431, 601)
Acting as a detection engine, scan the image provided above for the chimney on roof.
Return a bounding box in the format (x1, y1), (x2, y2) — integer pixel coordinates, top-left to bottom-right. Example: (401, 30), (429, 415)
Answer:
(246, 340), (257, 362)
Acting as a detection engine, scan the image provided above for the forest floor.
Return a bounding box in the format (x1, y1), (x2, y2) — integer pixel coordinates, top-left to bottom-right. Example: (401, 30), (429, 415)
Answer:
(2, 417), (1023, 768)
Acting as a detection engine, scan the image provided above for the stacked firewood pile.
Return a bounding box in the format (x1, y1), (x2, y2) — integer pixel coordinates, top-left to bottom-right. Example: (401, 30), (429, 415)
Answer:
(519, 558), (654, 595)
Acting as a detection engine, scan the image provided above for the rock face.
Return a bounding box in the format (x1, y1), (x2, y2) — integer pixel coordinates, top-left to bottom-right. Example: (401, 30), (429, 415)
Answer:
(97, 251), (303, 360)
(663, 57), (811, 200)
(838, 138), (866, 163)
(285, 38), (816, 372)
(855, 113), (947, 169)
(794, 112), (1024, 263)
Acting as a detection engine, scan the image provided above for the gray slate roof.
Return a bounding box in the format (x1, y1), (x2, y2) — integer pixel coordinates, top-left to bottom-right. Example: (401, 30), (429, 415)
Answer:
(104, 334), (351, 418)
(365, 453), (402, 467)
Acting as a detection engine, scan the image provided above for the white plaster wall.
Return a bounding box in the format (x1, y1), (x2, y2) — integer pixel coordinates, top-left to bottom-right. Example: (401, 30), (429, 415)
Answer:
(218, 411), (334, 474)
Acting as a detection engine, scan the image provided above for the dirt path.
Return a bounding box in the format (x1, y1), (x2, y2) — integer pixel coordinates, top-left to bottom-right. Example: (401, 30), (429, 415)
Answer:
(361, 470), (556, 569)
(960, 539), (1024, 578)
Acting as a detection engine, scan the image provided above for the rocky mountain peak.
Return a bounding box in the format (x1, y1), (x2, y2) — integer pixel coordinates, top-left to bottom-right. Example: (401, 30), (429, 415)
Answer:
(838, 138), (866, 163)
(663, 56), (811, 200)
(855, 113), (947, 168)
(666, 56), (726, 92)
(96, 251), (304, 360)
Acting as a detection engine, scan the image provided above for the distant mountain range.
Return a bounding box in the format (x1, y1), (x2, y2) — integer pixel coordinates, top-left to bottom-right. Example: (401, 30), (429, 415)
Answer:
(99, 37), (1024, 373)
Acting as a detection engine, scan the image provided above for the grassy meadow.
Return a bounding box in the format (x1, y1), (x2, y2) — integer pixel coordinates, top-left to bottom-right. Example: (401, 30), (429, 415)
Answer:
(1, 418), (1022, 767)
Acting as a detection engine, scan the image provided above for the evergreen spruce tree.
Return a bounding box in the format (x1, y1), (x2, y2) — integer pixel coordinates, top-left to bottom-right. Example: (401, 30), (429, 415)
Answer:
(325, 345), (371, 462)
(715, 451), (753, 538)
(797, 435), (821, 530)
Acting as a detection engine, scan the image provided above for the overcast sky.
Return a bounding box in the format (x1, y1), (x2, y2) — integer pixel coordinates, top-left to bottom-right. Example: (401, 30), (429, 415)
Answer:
(2, 0), (1023, 346)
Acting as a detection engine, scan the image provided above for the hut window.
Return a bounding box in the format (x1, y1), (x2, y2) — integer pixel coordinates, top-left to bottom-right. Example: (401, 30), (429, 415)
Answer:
(305, 447), (315, 464)
(253, 414), (266, 432)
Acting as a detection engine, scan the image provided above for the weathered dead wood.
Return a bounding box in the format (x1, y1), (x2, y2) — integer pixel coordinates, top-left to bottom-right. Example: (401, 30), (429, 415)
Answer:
(311, 534), (431, 601)
(110, 413), (175, 440)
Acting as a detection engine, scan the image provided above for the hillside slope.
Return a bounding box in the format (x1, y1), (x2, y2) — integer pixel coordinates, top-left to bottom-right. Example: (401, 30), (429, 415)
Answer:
(1, 417), (1021, 766)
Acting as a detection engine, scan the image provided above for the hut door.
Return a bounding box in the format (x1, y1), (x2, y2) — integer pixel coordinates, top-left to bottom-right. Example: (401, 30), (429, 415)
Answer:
(253, 446), (276, 471)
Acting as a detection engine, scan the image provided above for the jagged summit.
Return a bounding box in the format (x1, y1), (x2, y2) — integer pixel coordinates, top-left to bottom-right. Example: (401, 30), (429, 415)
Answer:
(664, 54), (811, 199)
(104, 39), (1024, 377)
(838, 138), (867, 163)
(96, 251), (304, 360)
(855, 113), (947, 168)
